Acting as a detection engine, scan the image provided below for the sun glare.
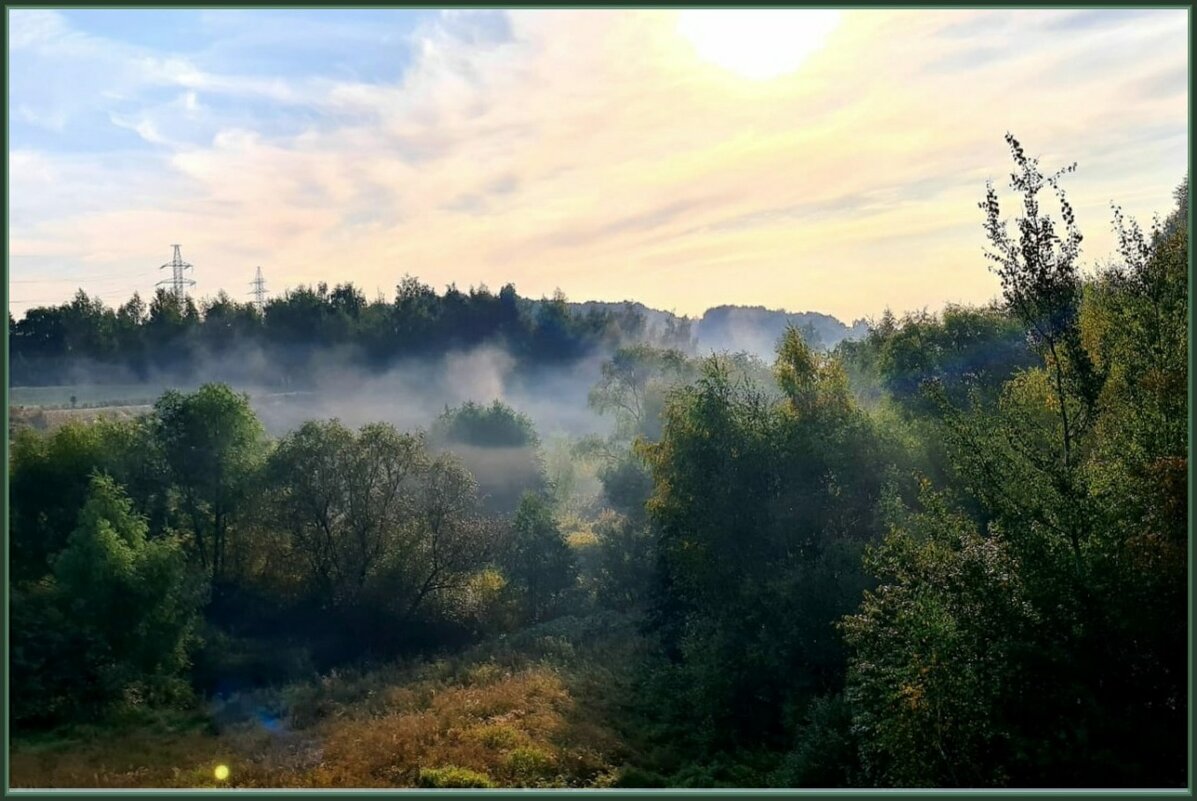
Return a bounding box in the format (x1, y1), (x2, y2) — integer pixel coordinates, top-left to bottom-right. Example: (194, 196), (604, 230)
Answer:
(677, 10), (841, 80)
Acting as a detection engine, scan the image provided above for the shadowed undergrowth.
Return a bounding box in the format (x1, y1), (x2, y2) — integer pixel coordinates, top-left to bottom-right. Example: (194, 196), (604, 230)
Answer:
(10, 613), (642, 789)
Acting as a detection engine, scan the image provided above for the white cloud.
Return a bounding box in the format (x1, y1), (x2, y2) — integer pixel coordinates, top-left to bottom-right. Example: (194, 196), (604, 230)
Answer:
(9, 9), (73, 49)
(8, 9), (1189, 321)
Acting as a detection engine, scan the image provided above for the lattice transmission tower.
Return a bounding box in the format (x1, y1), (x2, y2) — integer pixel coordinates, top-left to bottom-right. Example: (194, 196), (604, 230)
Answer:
(249, 266), (269, 310)
(157, 244), (196, 299)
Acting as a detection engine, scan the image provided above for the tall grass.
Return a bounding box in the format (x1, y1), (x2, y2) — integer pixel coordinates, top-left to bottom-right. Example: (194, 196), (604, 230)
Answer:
(10, 613), (642, 789)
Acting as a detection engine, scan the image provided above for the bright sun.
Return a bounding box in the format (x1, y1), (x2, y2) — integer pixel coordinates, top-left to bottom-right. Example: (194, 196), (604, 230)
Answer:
(677, 10), (841, 80)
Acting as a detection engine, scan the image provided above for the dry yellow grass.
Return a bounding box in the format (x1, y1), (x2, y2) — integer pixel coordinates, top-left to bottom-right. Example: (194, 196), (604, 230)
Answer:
(9, 404), (150, 434)
(10, 616), (639, 789)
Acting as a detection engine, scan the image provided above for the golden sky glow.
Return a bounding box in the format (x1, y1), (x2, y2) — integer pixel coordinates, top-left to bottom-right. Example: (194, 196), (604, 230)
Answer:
(8, 9), (1189, 322)
(678, 10), (842, 80)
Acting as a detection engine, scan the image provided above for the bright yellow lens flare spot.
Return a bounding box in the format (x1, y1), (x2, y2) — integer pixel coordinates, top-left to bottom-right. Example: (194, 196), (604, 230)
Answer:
(677, 10), (841, 80)
(214, 764), (231, 782)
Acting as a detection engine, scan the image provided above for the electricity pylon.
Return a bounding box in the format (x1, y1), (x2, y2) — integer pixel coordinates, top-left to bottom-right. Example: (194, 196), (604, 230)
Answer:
(249, 266), (268, 310)
(157, 244), (196, 299)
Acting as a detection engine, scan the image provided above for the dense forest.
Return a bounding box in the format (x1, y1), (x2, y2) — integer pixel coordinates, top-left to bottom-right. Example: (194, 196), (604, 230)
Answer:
(8, 280), (680, 388)
(7, 138), (1189, 788)
(8, 276), (866, 389)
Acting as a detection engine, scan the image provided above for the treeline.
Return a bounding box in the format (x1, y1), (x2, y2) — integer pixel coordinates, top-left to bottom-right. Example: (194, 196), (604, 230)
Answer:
(8, 278), (691, 387)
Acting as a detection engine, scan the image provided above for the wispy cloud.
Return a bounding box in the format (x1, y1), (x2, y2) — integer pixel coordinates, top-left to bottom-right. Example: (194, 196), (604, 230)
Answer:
(7, 8), (1189, 321)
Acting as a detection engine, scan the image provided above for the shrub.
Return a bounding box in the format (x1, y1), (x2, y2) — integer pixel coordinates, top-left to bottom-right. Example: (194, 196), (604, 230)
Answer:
(467, 723), (525, 750)
(432, 400), (539, 448)
(504, 746), (556, 783)
(417, 766), (496, 788)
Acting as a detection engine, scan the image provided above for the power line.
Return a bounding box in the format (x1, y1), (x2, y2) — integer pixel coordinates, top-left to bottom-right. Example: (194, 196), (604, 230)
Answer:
(10, 268), (157, 284)
(9, 288), (141, 304)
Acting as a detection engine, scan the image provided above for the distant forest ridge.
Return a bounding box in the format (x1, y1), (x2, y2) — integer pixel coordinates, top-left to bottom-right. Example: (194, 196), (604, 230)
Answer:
(8, 279), (869, 387)
(568, 300), (870, 352)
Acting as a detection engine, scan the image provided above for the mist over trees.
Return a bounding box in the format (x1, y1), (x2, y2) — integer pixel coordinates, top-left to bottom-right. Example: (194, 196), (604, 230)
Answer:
(7, 138), (1188, 789)
(9, 276), (872, 391)
(9, 281), (651, 387)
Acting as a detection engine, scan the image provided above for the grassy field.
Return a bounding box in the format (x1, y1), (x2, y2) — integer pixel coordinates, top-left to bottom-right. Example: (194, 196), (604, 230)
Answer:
(10, 384), (172, 409)
(9, 403), (152, 435)
(9, 614), (648, 789)
(9, 384), (165, 438)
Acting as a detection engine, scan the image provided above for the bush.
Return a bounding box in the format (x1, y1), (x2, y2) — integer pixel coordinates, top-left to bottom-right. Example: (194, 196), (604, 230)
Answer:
(468, 723), (525, 749)
(432, 400), (539, 448)
(417, 766), (496, 788)
(504, 746), (556, 783)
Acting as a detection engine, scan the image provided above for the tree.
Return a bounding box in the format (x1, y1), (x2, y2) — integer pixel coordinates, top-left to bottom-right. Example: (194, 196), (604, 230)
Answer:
(841, 487), (1035, 787)
(12, 474), (204, 723)
(201, 291), (262, 358)
(956, 135), (1105, 580)
(153, 383), (266, 584)
(841, 142), (1188, 787)
(501, 493), (577, 623)
(268, 421), (499, 649)
(267, 420), (422, 611)
(393, 453), (501, 626)
(588, 345), (693, 443)
(9, 278), (656, 387)
(583, 345), (697, 528)
(146, 289), (200, 373)
(979, 133), (1100, 478)
(432, 400), (545, 515)
(9, 418), (167, 582)
(639, 340), (891, 749)
(841, 305), (1033, 415)
(592, 510), (655, 612)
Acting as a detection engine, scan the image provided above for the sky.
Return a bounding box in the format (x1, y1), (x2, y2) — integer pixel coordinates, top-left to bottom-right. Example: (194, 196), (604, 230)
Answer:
(7, 8), (1189, 323)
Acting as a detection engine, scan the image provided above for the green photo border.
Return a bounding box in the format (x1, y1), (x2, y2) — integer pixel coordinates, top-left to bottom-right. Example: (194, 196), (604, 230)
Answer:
(1, 3), (1191, 798)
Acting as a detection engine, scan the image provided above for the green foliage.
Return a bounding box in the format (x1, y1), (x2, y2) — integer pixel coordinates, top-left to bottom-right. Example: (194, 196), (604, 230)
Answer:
(12, 474), (205, 725)
(841, 488), (1034, 786)
(839, 152), (1188, 787)
(5, 139), (1187, 791)
(504, 746), (556, 783)
(612, 766), (670, 787)
(590, 511), (655, 612)
(501, 494), (579, 624)
(543, 436), (603, 518)
(839, 304), (1034, 414)
(638, 338), (894, 749)
(10, 421), (114, 581)
(771, 694), (859, 788)
(153, 384), (266, 584)
(10, 278), (670, 387)
(432, 400), (540, 448)
(9, 416), (172, 582)
(267, 420), (499, 648)
(417, 766), (496, 788)
(588, 345), (694, 442)
(595, 453), (654, 521)
(432, 400), (547, 515)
